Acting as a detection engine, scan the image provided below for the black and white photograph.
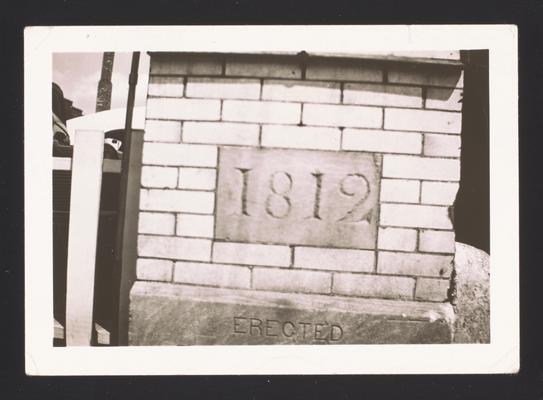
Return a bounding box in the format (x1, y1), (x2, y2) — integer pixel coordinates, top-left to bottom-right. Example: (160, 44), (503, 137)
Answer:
(24, 25), (518, 375)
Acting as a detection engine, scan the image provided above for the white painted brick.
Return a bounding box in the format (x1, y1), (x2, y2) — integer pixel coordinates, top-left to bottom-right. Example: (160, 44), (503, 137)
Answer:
(176, 213), (215, 238)
(415, 278), (450, 302)
(306, 60), (383, 82)
(150, 54), (223, 76)
(144, 120), (182, 143)
(420, 181), (459, 205)
(252, 267), (331, 294)
(136, 258), (173, 281)
(378, 227), (417, 251)
(388, 67), (464, 88)
(183, 122), (259, 146)
(222, 100), (301, 124)
(212, 242), (291, 267)
(262, 79), (340, 103)
(424, 134), (461, 157)
(140, 189), (215, 214)
(173, 261), (251, 289)
(138, 234), (211, 262)
(342, 129), (422, 154)
(333, 273), (414, 300)
(378, 251), (454, 277)
(178, 167), (217, 190)
(380, 203), (452, 229)
(294, 247), (374, 272)
(147, 76), (184, 97)
(225, 58), (301, 78)
(138, 212), (175, 235)
(186, 77), (260, 100)
(426, 88), (463, 111)
(302, 104), (382, 128)
(383, 155), (460, 181)
(419, 230), (455, 253)
(379, 179), (420, 203)
(261, 125), (340, 150)
(385, 108), (461, 134)
(142, 142), (217, 167)
(146, 98), (221, 121)
(141, 166), (178, 189)
(343, 83), (422, 108)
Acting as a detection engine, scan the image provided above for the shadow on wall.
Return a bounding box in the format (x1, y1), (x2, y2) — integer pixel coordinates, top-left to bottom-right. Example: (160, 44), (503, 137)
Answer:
(454, 50), (490, 254)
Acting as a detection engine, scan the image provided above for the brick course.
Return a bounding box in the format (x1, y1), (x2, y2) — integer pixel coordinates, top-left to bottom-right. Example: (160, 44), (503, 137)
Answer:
(333, 273), (415, 300)
(174, 261), (251, 289)
(252, 267), (331, 294)
(294, 247), (374, 272)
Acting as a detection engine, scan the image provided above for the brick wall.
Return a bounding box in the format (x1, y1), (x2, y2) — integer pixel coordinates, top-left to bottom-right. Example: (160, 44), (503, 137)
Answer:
(136, 53), (463, 304)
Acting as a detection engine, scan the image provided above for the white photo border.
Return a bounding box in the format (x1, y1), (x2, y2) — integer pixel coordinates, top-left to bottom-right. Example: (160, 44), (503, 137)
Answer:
(24, 25), (519, 375)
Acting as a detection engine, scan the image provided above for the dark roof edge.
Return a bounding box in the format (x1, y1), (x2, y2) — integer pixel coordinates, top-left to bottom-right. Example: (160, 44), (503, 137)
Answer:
(147, 51), (465, 68)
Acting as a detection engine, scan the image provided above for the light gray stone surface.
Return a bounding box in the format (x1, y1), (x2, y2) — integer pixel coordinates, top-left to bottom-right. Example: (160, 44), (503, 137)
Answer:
(129, 282), (454, 345)
(215, 147), (381, 249)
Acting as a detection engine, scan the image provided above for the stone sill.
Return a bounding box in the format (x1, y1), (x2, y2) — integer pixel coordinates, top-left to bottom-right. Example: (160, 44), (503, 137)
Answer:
(147, 51), (465, 68)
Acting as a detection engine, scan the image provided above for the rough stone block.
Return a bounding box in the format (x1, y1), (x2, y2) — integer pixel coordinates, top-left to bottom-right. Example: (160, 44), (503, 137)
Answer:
(342, 129), (422, 154)
(385, 108), (462, 134)
(173, 261), (251, 289)
(225, 58), (301, 79)
(147, 76), (184, 97)
(379, 178), (420, 203)
(129, 282), (454, 344)
(186, 77), (261, 100)
(138, 235), (212, 262)
(382, 154), (460, 181)
(177, 167), (217, 190)
(222, 100), (301, 124)
(252, 267), (331, 294)
(420, 181), (459, 205)
(415, 278), (450, 302)
(262, 79), (341, 103)
(176, 213), (215, 238)
(302, 103), (382, 128)
(333, 273), (415, 300)
(343, 83), (422, 108)
(182, 122), (259, 146)
(306, 59), (383, 82)
(426, 88), (463, 111)
(212, 242), (291, 267)
(144, 120), (182, 143)
(293, 247), (374, 272)
(138, 212), (175, 235)
(419, 230), (455, 253)
(136, 258), (173, 282)
(140, 189), (215, 214)
(146, 98), (221, 121)
(261, 125), (341, 150)
(424, 134), (461, 157)
(380, 203), (452, 230)
(377, 227), (417, 251)
(141, 166), (178, 189)
(142, 142), (217, 167)
(378, 251), (453, 278)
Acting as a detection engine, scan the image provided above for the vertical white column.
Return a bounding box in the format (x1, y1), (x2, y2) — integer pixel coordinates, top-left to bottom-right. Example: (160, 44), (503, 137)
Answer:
(65, 130), (104, 346)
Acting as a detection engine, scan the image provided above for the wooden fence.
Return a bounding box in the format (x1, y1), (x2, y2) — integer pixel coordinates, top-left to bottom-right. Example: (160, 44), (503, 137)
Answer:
(53, 129), (143, 346)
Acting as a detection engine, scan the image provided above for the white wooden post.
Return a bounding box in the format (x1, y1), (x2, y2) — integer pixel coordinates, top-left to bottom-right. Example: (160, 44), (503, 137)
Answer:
(65, 130), (105, 346)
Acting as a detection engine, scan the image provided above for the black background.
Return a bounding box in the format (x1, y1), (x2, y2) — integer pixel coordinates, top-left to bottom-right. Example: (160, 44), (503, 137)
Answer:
(2, 0), (542, 398)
